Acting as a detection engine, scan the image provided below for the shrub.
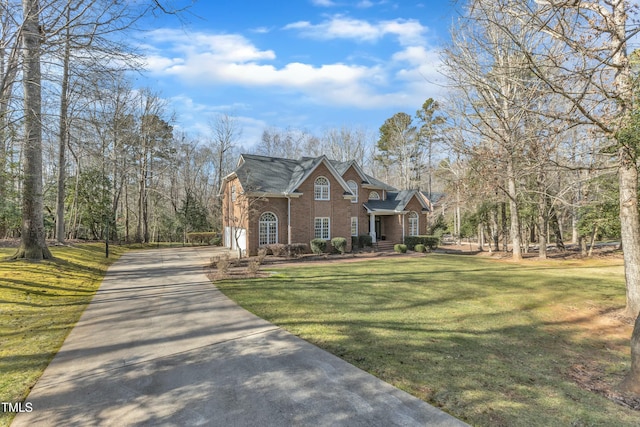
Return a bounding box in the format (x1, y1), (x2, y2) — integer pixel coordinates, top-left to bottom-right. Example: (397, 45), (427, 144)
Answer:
(287, 243), (309, 258)
(263, 243), (309, 258)
(215, 254), (231, 275)
(404, 235), (440, 251)
(257, 248), (268, 263)
(414, 244), (426, 253)
(187, 232), (221, 245)
(358, 235), (373, 248)
(265, 243), (287, 257)
(394, 244), (407, 253)
(331, 237), (347, 254)
(351, 236), (359, 249)
(310, 238), (327, 254)
(247, 259), (261, 276)
(424, 236), (440, 251)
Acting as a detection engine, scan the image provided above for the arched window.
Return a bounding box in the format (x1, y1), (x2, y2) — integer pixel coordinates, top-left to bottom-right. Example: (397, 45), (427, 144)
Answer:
(314, 176), (330, 200)
(368, 191), (380, 200)
(259, 212), (278, 245)
(347, 180), (358, 203)
(408, 211), (419, 236)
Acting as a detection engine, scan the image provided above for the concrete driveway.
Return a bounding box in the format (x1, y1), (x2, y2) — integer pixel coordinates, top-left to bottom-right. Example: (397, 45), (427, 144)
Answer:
(13, 247), (467, 426)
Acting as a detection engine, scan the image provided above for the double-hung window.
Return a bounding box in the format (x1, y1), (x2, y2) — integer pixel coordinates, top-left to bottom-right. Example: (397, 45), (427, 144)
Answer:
(347, 180), (358, 203)
(314, 177), (330, 200)
(351, 217), (358, 236)
(314, 217), (330, 240)
(408, 211), (419, 236)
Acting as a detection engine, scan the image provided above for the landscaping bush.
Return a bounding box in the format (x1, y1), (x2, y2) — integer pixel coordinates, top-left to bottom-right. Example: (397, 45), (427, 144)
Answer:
(414, 244), (425, 253)
(331, 237), (347, 254)
(358, 234), (373, 248)
(394, 244), (407, 253)
(257, 248), (268, 263)
(404, 235), (440, 251)
(265, 243), (287, 257)
(247, 259), (261, 276)
(351, 236), (359, 249)
(287, 243), (309, 258)
(187, 232), (221, 245)
(424, 236), (440, 251)
(215, 254), (231, 275)
(310, 238), (327, 254)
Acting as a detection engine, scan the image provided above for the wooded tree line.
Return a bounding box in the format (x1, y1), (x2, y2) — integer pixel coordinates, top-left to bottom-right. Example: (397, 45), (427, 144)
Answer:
(437, 0), (640, 393)
(0, 0), (209, 252)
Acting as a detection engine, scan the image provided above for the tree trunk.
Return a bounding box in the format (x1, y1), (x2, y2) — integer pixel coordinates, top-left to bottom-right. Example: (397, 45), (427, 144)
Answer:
(617, 148), (640, 396)
(501, 202), (508, 252)
(618, 155), (640, 318)
(56, 8), (71, 244)
(620, 314), (640, 395)
(537, 169), (548, 260)
(507, 161), (521, 261)
(14, 0), (51, 260)
(0, 11), (20, 239)
(587, 225), (598, 258)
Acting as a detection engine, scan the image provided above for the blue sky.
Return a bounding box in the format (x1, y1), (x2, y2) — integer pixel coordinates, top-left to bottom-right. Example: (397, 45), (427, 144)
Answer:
(135, 0), (458, 147)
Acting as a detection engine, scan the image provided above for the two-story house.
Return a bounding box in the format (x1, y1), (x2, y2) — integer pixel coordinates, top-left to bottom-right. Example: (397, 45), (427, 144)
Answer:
(220, 154), (432, 256)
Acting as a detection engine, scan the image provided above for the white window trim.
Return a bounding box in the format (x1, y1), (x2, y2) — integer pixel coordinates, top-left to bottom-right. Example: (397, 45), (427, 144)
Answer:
(351, 217), (358, 236)
(369, 191), (380, 200)
(347, 180), (358, 203)
(314, 217), (330, 240)
(408, 211), (419, 236)
(259, 212), (278, 246)
(314, 176), (330, 201)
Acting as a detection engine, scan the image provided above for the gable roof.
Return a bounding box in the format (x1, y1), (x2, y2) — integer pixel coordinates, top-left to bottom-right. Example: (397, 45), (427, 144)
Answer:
(225, 154), (359, 197)
(363, 190), (431, 214)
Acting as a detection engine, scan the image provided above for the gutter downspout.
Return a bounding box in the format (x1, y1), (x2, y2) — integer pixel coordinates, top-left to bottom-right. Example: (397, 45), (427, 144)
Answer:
(286, 194), (292, 245)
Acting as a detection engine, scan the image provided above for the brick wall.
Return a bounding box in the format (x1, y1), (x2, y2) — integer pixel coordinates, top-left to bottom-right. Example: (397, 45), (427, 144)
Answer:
(289, 162), (352, 252)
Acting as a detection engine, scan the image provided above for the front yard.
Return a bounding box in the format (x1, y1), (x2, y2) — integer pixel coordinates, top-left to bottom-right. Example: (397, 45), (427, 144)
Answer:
(215, 254), (639, 426)
(0, 244), (127, 427)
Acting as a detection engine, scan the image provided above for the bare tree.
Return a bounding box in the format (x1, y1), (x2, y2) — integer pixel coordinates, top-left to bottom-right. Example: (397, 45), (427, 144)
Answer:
(452, 0), (640, 394)
(209, 113), (241, 230)
(210, 114), (241, 192)
(318, 126), (370, 164)
(442, 0), (547, 260)
(13, 0), (52, 259)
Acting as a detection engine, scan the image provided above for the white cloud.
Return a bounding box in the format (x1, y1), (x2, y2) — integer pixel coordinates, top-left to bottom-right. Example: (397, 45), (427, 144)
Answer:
(148, 29), (275, 63)
(357, 0), (375, 8)
(141, 26), (441, 110)
(311, 0), (337, 6)
(284, 15), (427, 46)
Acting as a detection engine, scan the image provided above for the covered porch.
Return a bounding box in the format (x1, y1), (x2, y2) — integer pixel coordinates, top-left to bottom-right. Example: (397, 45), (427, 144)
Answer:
(366, 210), (407, 245)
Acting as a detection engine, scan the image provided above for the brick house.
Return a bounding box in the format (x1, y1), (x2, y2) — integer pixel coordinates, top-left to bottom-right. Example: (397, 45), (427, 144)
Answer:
(220, 154), (432, 256)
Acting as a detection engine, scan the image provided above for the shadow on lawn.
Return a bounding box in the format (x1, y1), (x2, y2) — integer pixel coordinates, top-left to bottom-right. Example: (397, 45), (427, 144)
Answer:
(219, 258), (635, 426)
(277, 311), (632, 426)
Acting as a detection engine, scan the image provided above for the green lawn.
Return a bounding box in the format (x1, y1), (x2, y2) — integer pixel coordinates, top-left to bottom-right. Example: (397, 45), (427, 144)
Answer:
(0, 244), (127, 427)
(215, 254), (639, 426)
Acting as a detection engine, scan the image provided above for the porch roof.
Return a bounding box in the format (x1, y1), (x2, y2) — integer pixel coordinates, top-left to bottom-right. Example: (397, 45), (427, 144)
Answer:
(363, 190), (431, 214)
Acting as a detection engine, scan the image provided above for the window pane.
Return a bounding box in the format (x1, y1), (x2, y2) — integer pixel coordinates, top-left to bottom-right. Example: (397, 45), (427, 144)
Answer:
(259, 212), (277, 245)
(315, 177), (329, 200)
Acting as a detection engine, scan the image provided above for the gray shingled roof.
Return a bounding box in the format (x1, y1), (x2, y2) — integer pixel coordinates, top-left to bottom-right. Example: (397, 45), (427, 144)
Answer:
(363, 190), (430, 213)
(232, 153), (403, 199)
(235, 154), (300, 194)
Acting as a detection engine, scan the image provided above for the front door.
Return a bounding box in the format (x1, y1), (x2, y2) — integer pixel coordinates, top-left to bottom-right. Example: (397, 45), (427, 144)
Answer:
(375, 216), (382, 240)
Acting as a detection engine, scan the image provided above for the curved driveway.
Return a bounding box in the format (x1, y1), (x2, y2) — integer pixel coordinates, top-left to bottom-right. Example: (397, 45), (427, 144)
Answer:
(13, 247), (467, 426)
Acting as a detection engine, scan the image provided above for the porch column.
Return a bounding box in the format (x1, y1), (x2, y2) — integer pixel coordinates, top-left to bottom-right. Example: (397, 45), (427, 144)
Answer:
(369, 213), (377, 243)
